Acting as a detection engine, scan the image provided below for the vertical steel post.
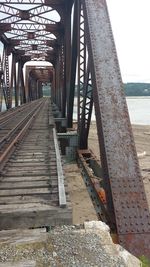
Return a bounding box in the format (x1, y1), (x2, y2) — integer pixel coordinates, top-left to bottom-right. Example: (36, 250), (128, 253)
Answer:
(79, 59), (93, 149)
(62, 2), (72, 117)
(16, 60), (21, 105)
(77, 1), (87, 132)
(53, 66), (57, 104)
(0, 55), (3, 111)
(51, 68), (55, 103)
(55, 55), (60, 107)
(60, 43), (65, 112)
(67, 0), (79, 128)
(20, 62), (26, 104)
(82, 0), (150, 257)
(2, 46), (12, 109)
(10, 53), (18, 107)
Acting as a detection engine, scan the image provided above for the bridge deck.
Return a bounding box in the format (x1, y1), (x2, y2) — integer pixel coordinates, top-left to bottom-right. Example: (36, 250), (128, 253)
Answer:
(0, 98), (72, 230)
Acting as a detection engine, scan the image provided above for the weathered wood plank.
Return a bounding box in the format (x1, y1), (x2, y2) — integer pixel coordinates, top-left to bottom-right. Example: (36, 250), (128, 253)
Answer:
(0, 180), (57, 190)
(3, 170), (50, 177)
(0, 195), (58, 204)
(0, 99), (72, 230)
(0, 205), (72, 229)
(0, 202), (58, 211)
(0, 228), (47, 245)
(6, 162), (50, 167)
(9, 159), (46, 162)
(5, 166), (50, 171)
(0, 187), (58, 196)
(1, 173), (57, 177)
(0, 176), (58, 182)
(0, 176), (51, 182)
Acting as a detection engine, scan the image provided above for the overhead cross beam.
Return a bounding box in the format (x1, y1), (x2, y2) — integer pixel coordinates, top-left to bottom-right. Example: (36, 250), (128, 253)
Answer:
(0, 0), (69, 107)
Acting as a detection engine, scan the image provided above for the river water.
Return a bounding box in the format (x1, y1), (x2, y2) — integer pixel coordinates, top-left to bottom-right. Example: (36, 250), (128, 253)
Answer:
(126, 97), (150, 125)
(73, 97), (150, 125)
(1, 96), (150, 125)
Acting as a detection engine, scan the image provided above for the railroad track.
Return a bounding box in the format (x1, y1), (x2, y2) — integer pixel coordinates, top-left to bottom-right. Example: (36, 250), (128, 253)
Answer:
(0, 98), (45, 171)
(0, 101), (40, 129)
(0, 97), (72, 230)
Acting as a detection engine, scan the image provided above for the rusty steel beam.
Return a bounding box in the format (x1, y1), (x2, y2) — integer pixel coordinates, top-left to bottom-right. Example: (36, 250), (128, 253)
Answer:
(55, 56), (60, 108)
(82, 0), (150, 257)
(79, 59), (93, 149)
(77, 1), (87, 133)
(53, 64), (57, 105)
(1, 46), (12, 109)
(16, 60), (21, 104)
(25, 65), (53, 102)
(0, 0), (66, 107)
(10, 53), (18, 107)
(51, 68), (56, 103)
(78, 149), (113, 226)
(20, 63), (26, 104)
(67, 0), (78, 128)
(59, 44), (65, 111)
(0, 56), (3, 111)
(53, 44), (64, 111)
(0, 0), (65, 62)
(0, 0), (64, 4)
(62, 2), (72, 117)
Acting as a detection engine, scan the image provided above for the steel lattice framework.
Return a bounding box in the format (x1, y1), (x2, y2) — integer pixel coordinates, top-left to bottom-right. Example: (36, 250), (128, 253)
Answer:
(0, 0), (150, 258)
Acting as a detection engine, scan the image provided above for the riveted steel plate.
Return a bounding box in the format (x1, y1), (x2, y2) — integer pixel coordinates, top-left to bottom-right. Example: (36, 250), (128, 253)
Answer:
(83, 0), (150, 256)
(119, 234), (150, 258)
(111, 177), (150, 234)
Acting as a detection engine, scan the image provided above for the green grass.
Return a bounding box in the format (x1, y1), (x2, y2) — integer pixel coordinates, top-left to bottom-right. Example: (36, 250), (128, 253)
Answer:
(139, 256), (150, 267)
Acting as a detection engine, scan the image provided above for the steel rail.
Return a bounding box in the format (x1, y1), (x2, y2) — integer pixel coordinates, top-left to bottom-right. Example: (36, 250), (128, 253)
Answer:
(0, 100), (43, 150)
(0, 101), (38, 125)
(0, 99), (45, 171)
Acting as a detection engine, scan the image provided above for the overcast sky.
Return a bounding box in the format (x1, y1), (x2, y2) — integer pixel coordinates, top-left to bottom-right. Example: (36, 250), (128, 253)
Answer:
(107, 0), (150, 83)
(1, 0), (150, 83)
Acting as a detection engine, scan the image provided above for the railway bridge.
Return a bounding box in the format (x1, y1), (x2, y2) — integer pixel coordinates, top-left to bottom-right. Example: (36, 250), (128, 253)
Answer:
(0, 0), (150, 259)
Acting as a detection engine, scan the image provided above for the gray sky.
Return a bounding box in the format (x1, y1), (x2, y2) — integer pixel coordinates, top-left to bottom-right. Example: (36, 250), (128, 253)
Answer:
(107, 0), (150, 82)
(1, 0), (150, 83)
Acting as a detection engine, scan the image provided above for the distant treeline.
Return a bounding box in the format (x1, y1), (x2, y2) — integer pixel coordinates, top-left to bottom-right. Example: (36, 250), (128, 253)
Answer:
(74, 83), (150, 96)
(124, 83), (150, 96)
(42, 83), (150, 97)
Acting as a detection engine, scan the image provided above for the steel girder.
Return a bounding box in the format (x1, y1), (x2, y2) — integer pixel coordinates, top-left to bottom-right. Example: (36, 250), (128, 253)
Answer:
(0, 0), (149, 258)
(55, 42), (65, 111)
(25, 65), (53, 101)
(62, 2), (72, 117)
(67, 0), (93, 146)
(1, 45), (12, 109)
(10, 53), (18, 107)
(0, 0), (73, 109)
(77, 2), (87, 132)
(66, 0), (150, 258)
(67, 0), (78, 128)
(0, 55), (3, 111)
(82, 0), (150, 257)
(79, 59), (93, 149)
(66, 0), (150, 256)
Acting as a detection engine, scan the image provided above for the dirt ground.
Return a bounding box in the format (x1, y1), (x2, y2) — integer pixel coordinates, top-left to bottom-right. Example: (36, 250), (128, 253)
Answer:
(65, 123), (150, 224)
(64, 163), (98, 224)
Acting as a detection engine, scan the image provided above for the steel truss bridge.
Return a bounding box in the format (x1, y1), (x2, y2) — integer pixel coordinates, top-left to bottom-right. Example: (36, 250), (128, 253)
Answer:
(0, 0), (150, 259)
